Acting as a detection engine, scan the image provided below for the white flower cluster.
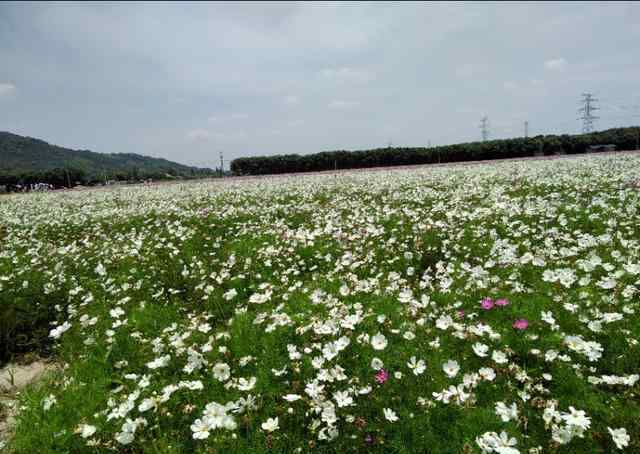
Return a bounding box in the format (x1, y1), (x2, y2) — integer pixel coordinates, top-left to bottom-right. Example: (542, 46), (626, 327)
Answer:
(542, 403), (591, 445)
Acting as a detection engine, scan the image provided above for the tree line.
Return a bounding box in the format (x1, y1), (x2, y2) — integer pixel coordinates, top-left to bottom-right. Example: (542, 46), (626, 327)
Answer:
(230, 126), (640, 176)
(0, 166), (219, 192)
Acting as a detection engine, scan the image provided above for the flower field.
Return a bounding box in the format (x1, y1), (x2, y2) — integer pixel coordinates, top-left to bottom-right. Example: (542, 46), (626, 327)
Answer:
(1, 153), (639, 453)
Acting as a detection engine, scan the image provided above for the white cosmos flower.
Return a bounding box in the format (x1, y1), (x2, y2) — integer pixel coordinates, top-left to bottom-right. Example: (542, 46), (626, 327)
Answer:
(495, 401), (519, 422)
(476, 430), (518, 454)
(115, 431), (135, 445)
(407, 356), (426, 375)
(217, 415), (237, 431)
(472, 342), (489, 357)
(146, 355), (171, 369)
(49, 321), (72, 339)
(371, 332), (388, 350)
(213, 362), (231, 381)
(249, 290), (272, 304)
(261, 417), (279, 432)
(442, 360), (460, 378)
(77, 424), (97, 438)
(283, 394), (302, 402)
(608, 427), (630, 449)
(95, 263), (106, 276)
(203, 401), (227, 419)
(597, 277), (617, 289)
(383, 408), (399, 422)
(333, 390), (353, 407)
(138, 398), (157, 413)
(492, 350), (509, 364)
(190, 418), (210, 440)
(42, 394), (57, 411)
(479, 367), (496, 381)
(371, 357), (384, 370)
(561, 407), (591, 431)
(237, 376), (256, 391)
(223, 288), (238, 300)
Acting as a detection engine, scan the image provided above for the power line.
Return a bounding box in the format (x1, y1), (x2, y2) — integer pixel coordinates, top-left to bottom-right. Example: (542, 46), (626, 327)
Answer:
(578, 93), (599, 133)
(479, 116), (489, 141)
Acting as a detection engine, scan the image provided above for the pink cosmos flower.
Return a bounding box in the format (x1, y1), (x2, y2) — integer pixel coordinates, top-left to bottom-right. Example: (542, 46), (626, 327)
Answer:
(364, 433), (376, 446)
(495, 298), (509, 307)
(481, 298), (495, 310)
(513, 319), (529, 330)
(375, 369), (389, 384)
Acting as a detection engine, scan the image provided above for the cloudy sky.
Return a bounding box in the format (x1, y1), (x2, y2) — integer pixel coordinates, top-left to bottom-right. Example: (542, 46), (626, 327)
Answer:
(1, 1), (640, 168)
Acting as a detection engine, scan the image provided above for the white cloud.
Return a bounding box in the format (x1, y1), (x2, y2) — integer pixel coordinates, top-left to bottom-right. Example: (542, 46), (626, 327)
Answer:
(230, 113), (249, 120)
(186, 129), (211, 141)
(283, 95), (299, 106)
(0, 83), (16, 96)
(503, 81), (518, 91)
(328, 100), (360, 110)
(544, 58), (567, 71)
(320, 67), (373, 83)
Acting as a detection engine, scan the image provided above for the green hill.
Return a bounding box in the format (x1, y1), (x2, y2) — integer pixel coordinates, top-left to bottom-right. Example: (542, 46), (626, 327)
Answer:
(0, 131), (216, 186)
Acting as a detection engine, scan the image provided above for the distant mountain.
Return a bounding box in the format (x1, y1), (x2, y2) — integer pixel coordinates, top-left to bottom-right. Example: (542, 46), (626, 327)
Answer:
(0, 131), (216, 184)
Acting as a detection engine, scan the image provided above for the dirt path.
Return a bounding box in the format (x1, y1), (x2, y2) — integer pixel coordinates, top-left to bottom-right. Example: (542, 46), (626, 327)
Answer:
(0, 361), (56, 449)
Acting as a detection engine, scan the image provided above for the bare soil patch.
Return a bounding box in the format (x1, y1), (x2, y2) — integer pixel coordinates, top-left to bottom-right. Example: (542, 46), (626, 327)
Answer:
(0, 360), (56, 449)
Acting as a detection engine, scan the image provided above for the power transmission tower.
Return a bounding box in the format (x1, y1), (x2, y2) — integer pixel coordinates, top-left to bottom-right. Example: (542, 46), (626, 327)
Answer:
(524, 121), (529, 138)
(479, 116), (489, 141)
(578, 93), (599, 133)
(219, 152), (224, 177)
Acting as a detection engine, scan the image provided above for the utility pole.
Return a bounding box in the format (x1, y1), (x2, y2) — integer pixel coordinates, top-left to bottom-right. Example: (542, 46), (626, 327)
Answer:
(219, 152), (224, 178)
(578, 93), (599, 133)
(479, 116), (489, 141)
(524, 121), (529, 138)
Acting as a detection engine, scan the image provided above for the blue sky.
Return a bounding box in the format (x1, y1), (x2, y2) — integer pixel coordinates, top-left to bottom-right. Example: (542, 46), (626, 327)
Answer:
(1, 1), (639, 168)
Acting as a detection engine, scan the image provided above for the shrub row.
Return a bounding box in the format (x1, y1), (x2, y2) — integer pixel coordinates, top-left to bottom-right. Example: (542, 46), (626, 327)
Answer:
(230, 126), (640, 175)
